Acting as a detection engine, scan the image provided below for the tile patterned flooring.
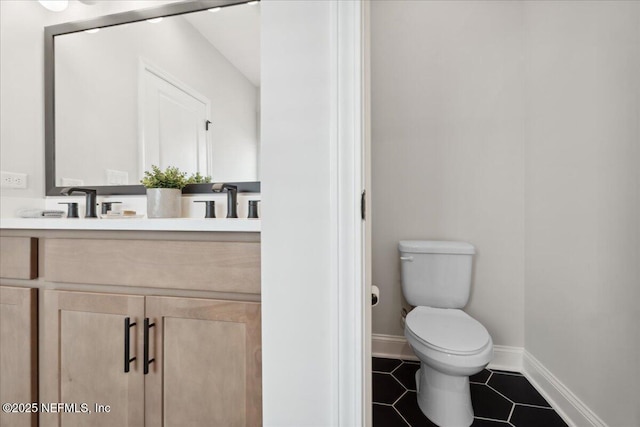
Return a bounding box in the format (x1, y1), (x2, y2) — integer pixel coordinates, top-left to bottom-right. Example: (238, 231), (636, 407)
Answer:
(373, 357), (568, 427)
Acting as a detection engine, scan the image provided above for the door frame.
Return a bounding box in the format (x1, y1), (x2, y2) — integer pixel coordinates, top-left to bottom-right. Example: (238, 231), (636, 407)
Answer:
(332, 0), (370, 425)
(254, 0), (371, 424)
(137, 58), (212, 178)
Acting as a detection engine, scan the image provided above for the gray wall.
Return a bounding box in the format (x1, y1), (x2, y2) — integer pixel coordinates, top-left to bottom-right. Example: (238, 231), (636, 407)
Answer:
(524, 2), (640, 425)
(372, 1), (640, 424)
(371, 1), (526, 346)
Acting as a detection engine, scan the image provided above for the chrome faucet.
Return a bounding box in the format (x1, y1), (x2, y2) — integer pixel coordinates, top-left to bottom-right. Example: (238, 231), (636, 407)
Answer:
(60, 187), (98, 218)
(211, 183), (238, 218)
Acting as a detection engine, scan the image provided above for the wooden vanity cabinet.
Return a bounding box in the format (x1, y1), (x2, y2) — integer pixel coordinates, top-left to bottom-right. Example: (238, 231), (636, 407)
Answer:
(0, 237), (38, 280)
(0, 231), (262, 426)
(145, 296), (262, 427)
(41, 290), (145, 427)
(0, 286), (38, 427)
(42, 290), (261, 427)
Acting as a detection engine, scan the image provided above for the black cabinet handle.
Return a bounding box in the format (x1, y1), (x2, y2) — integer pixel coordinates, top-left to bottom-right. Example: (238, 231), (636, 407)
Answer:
(124, 317), (136, 373)
(143, 318), (155, 375)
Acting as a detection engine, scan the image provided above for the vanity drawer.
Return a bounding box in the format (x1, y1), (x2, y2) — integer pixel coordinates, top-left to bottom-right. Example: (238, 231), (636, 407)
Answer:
(44, 238), (260, 294)
(0, 237), (38, 279)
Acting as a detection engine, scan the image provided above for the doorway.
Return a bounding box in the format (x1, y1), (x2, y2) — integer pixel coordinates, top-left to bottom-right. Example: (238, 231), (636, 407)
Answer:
(138, 59), (211, 178)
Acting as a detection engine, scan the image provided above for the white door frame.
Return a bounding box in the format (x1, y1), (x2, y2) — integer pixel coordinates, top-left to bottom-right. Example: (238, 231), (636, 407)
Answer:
(137, 58), (212, 177)
(332, 1), (370, 425)
(260, 1), (369, 424)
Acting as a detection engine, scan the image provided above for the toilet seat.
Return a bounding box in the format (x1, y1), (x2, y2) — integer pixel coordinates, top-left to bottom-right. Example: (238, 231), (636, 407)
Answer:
(406, 307), (490, 355)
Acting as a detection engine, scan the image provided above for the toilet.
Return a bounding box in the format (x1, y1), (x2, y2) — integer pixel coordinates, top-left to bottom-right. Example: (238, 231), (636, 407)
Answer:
(399, 240), (493, 427)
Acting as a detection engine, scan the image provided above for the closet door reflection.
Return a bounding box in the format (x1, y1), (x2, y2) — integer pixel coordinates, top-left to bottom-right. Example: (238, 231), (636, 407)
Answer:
(140, 63), (210, 178)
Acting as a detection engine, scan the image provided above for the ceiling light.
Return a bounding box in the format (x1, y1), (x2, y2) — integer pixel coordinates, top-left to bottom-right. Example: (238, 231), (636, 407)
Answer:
(208, 7), (221, 13)
(38, 0), (68, 12)
(147, 17), (163, 24)
(84, 28), (100, 34)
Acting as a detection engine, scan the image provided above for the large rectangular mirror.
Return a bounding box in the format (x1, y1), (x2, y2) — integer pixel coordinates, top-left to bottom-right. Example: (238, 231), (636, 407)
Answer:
(45, 0), (260, 195)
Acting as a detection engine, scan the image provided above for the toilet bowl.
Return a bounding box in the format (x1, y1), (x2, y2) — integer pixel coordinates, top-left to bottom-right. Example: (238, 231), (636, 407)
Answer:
(405, 307), (493, 427)
(398, 240), (493, 427)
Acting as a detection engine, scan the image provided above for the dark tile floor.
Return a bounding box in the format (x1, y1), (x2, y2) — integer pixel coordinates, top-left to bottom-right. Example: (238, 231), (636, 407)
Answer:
(373, 357), (568, 427)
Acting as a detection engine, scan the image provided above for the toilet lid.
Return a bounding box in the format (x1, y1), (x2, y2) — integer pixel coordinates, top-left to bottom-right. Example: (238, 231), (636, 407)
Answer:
(406, 307), (490, 355)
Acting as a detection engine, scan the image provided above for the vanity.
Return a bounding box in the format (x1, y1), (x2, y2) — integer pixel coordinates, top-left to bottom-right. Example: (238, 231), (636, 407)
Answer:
(1, 0), (263, 425)
(0, 222), (261, 427)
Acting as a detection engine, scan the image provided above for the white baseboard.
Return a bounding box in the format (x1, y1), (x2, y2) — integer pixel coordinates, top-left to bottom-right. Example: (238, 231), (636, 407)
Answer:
(522, 351), (607, 427)
(371, 333), (418, 361)
(488, 345), (523, 372)
(371, 334), (523, 372)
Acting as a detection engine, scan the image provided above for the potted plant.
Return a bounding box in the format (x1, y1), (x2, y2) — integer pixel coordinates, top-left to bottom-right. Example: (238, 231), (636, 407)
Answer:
(141, 165), (210, 218)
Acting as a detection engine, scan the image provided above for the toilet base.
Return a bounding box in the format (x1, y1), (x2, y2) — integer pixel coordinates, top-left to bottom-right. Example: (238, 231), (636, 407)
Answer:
(415, 364), (474, 427)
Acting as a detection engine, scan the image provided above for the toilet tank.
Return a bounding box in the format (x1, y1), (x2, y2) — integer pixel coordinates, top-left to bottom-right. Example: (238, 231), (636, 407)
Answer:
(399, 240), (475, 308)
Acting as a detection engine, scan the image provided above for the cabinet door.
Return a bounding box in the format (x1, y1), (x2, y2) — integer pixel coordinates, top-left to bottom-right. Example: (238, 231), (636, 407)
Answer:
(42, 290), (145, 427)
(0, 286), (37, 427)
(145, 296), (261, 427)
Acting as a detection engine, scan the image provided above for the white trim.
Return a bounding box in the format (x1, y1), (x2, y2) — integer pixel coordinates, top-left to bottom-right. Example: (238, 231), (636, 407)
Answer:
(137, 58), (212, 177)
(333, 1), (367, 426)
(362, 0), (372, 424)
(138, 58), (211, 112)
(488, 345), (523, 372)
(371, 333), (418, 361)
(371, 334), (524, 372)
(522, 351), (608, 427)
(328, 1), (339, 423)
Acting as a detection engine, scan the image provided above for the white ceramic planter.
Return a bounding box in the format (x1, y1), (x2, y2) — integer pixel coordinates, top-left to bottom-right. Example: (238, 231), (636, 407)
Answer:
(146, 188), (182, 218)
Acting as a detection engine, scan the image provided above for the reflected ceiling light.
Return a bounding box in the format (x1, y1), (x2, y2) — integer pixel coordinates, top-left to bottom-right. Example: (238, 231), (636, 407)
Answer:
(247, 1), (259, 4)
(38, 0), (68, 12)
(208, 7), (221, 13)
(147, 17), (163, 24)
(84, 28), (100, 34)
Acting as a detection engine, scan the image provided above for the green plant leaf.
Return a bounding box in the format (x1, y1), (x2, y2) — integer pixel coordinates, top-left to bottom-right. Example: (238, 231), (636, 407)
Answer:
(186, 172), (212, 184)
(140, 165), (189, 189)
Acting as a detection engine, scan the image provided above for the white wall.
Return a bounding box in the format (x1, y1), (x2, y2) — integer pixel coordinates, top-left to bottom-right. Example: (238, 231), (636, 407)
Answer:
(261, 0), (339, 425)
(371, 1), (526, 347)
(524, 2), (640, 425)
(0, 0), (179, 199)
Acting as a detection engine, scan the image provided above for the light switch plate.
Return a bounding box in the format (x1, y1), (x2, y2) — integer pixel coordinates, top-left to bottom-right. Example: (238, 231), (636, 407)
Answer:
(106, 169), (129, 185)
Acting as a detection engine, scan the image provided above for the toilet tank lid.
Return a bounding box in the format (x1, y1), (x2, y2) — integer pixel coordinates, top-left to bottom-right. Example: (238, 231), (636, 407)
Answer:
(398, 240), (475, 255)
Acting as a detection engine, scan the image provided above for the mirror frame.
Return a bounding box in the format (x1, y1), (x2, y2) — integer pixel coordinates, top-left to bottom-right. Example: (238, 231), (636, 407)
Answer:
(44, 0), (260, 196)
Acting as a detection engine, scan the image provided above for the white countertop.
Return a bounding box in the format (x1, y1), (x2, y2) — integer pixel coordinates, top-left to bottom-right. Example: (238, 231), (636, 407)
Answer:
(0, 217), (261, 232)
